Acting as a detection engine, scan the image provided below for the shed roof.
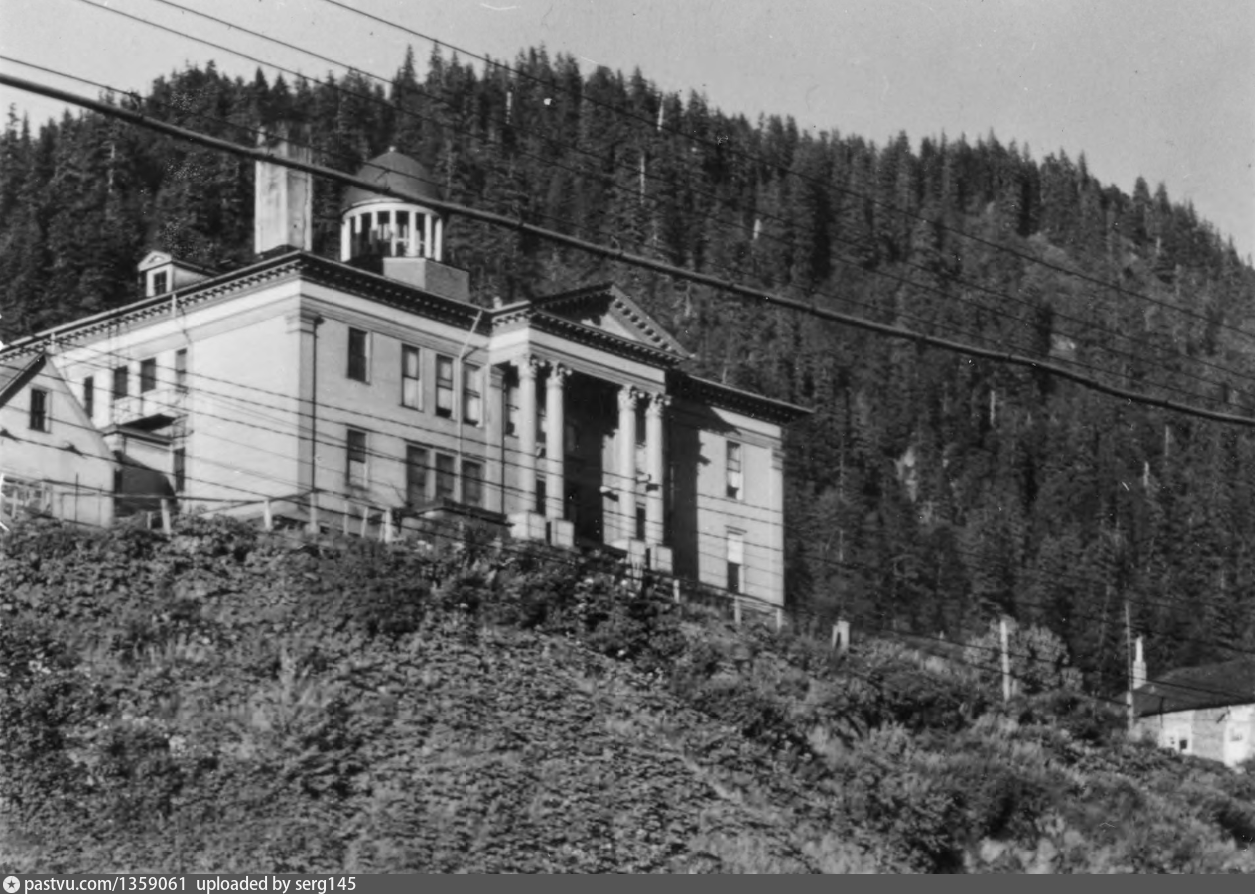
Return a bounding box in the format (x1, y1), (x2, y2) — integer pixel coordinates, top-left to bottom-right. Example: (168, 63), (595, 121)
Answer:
(1134, 657), (1255, 717)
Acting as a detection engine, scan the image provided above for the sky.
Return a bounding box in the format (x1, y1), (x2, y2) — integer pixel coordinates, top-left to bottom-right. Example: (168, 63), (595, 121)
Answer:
(1, 0), (1252, 260)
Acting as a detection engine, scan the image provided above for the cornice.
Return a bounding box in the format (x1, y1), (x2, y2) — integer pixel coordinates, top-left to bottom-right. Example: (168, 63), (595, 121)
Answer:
(670, 372), (814, 426)
(529, 311), (683, 368)
(1, 252), (495, 355)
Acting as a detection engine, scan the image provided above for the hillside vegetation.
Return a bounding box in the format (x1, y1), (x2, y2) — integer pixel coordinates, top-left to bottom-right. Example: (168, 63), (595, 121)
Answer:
(3, 45), (1255, 698)
(2, 517), (1255, 873)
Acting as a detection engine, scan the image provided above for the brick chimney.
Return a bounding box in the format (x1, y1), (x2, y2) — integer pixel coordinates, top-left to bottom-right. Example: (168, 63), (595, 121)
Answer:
(1132, 636), (1147, 689)
(254, 127), (313, 257)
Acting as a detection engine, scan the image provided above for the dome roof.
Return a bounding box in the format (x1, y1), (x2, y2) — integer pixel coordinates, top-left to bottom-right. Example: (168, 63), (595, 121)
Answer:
(341, 150), (442, 211)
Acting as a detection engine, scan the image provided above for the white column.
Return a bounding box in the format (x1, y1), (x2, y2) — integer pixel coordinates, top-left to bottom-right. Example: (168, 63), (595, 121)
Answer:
(517, 356), (540, 514)
(645, 392), (668, 545)
(545, 363), (569, 520)
(617, 385), (639, 541)
(434, 217), (444, 262)
(340, 218), (351, 261)
(424, 214), (434, 260)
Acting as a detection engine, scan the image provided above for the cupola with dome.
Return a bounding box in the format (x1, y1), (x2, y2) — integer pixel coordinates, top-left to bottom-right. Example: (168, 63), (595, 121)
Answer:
(337, 149), (468, 300)
(340, 150), (445, 264)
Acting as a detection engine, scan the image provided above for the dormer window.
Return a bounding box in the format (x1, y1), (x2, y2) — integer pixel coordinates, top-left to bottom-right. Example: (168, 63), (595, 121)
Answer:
(152, 270), (169, 295)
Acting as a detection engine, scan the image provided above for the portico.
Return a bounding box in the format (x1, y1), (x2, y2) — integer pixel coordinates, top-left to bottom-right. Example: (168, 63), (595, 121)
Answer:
(502, 347), (672, 569)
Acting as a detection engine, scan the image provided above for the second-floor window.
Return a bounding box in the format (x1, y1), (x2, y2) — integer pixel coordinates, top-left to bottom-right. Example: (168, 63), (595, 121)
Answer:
(401, 346), (422, 409)
(83, 376), (94, 420)
(346, 429), (368, 489)
(435, 355), (454, 418)
(726, 441), (743, 500)
(463, 363), (482, 425)
(140, 357), (158, 393)
(29, 388), (49, 432)
(112, 365), (128, 400)
(173, 447), (186, 493)
(347, 328), (369, 382)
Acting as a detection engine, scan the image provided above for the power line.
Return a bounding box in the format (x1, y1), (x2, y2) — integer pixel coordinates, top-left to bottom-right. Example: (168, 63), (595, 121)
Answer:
(316, 0), (1255, 343)
(5, 72), (1255, 671)
(29, 2), (1255, 403)
(5, 70), (1255, 433)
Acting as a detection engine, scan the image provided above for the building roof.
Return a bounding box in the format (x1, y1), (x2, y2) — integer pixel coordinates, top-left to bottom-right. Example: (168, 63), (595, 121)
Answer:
(0, 352), (45, 407)
(1134, 657), (1255, 717)
(531, 283), (693, 359)
(341, 150), (442, 211)
(671, 373), (814, 425)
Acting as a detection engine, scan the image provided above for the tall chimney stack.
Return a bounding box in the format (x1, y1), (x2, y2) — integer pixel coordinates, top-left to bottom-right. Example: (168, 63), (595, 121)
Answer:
(255, 126), (313, 257)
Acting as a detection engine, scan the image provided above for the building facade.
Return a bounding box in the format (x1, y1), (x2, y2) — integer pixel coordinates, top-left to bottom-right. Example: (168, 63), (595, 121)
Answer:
(0, 150), (809, 605)
(1131, 643), (1255, 769)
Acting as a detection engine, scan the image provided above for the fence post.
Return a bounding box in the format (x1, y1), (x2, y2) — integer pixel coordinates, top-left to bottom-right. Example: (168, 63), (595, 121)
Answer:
(382, 508), (394, 544)
(832, 618), (850, 655)
(775, 606), (783, 632)
(733, 596), (742, 627)
(360, 505), (369, 538)
(160, 499), (172, 533)
(263, 498), (273, 531)
(673, 579), (681, 604)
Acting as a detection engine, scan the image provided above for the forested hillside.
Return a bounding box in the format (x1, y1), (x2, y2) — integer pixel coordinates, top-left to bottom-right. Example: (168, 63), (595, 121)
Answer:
(2, 46), (1254, 695)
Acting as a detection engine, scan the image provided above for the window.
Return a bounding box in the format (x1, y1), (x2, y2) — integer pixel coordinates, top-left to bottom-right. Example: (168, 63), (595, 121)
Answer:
(727, 530), (745, 594)
(1178, 738), (1189, 753)
(112, 365), (129, 400)
(151, 270), (168, 295)
(173, 448), (186, 493)
(174, 349), (188, 393)
(347, 328), (369, 382)
(346, 429), (368, 489)
(635, 502), (646, 541)
(505, 379), (519, 436)
(435, 355), (454, 418)
(83, 376), (94, 420)
(435, 453), (455, 501)
(726, 441), (743, 500)
(463, 363), (482, 425)
(463, 460), (484, 508)
(405, 445), (429, 506)
(29, 388), (49, 432)
(140, 357), (158, 393)
(401, 346), (422, 409)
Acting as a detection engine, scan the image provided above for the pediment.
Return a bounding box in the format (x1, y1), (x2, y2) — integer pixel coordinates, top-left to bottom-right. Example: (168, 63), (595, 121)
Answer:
(531, 283), (691, 359)
(138, 251), (174, 272)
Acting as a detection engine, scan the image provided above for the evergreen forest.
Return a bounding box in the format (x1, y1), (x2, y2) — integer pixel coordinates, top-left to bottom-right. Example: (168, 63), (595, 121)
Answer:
(3, 46), (1255, 698)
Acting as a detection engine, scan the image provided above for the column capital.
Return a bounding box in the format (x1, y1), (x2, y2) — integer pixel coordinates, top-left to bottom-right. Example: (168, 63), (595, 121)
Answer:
(517, 354), (542, 379)
(617, 384), (642, 411)
(645, 391), (671, 413)
(546, 362), (571, 385)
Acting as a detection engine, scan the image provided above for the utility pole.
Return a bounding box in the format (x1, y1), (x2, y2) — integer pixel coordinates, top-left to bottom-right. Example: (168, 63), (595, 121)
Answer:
(1000, 616), (1011, 704)
(1125, 600), (1134, 734)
